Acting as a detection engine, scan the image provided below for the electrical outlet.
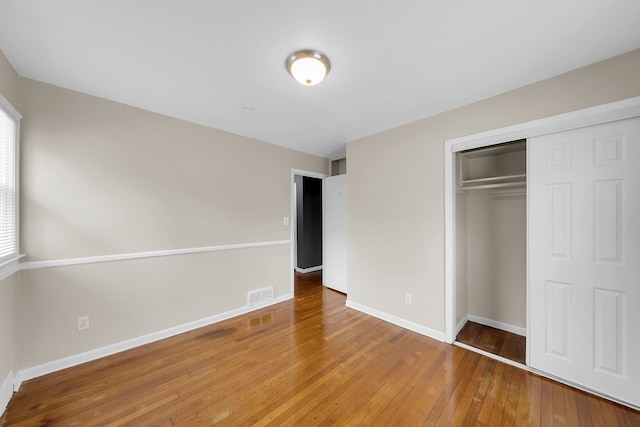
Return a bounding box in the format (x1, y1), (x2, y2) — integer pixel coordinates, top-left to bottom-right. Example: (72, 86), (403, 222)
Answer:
(405, 293), (412, 304)
(78, 316), (90, 331)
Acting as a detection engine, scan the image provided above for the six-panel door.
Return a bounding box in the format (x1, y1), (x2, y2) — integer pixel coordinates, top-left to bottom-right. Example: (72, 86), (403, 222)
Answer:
(529, 117), (640, 407)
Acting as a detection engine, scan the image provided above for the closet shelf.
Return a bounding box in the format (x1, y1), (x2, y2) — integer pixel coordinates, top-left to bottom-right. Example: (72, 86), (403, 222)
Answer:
(460, 174), (526, 191)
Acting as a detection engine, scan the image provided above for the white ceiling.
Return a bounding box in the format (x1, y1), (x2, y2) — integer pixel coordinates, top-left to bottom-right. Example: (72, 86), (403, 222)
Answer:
(1, 1), (639, 158)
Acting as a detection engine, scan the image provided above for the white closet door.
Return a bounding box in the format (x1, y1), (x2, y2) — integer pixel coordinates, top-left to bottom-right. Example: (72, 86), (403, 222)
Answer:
(323, 175), (347, 293)
(529, 117), (640, 406)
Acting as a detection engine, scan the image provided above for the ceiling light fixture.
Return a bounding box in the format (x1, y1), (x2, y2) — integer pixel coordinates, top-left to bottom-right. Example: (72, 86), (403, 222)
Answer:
(285, 49), (331, 86)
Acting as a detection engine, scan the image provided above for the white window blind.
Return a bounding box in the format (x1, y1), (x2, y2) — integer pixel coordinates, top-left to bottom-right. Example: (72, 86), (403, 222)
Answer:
(0, 96), (20, 263)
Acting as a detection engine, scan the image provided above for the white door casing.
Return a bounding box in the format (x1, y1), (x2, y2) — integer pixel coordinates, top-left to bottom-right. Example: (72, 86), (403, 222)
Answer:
(529, 117), (640, 407)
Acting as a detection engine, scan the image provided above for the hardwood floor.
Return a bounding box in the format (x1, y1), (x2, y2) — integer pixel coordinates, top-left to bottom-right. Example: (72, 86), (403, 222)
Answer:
(456, 321), (526, 365)
(2, 270), (638, 426)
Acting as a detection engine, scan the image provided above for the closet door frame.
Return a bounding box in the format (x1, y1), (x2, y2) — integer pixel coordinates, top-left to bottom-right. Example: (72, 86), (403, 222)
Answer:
(444, 96), (640, 353)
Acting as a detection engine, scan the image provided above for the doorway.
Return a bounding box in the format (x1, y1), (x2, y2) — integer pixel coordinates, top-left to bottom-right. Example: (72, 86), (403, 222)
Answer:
(290, 169), (327, 296)
(294, 175), (323, 273)
(453, 140), (527, 365)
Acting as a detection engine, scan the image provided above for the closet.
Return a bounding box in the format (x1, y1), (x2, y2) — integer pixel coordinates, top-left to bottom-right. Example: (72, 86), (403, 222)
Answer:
(455, 140), (527, 363)
(446, 101), (640, 408)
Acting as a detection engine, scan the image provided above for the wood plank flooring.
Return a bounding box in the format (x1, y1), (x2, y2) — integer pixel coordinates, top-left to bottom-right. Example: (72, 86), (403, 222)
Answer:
(2, 271), (639, 426)
(456, 321), (526, 365)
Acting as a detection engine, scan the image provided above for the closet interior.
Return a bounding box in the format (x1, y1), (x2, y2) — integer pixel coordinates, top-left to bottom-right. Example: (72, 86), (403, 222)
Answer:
(455, 140), (527, 364)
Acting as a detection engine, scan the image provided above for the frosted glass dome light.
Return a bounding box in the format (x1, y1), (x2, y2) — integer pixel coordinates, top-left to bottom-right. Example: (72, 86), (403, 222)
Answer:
(286, 50), (331, 86)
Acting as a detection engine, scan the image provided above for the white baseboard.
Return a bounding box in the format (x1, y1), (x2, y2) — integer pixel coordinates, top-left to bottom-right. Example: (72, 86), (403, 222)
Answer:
(12, 370), (22, 393)
(454, 341), (526, 370)
(345, 300), (445, 342)
(18, 293), (292, 383)
(1, 369), (13, 416)
(295, 265), (322, 273)
(467, 314), (526, 337)
(455, 314), (470, 338)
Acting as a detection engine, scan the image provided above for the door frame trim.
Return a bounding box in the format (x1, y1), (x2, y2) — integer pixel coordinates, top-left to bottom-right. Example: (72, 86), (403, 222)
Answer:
(444, 96), (640, 354)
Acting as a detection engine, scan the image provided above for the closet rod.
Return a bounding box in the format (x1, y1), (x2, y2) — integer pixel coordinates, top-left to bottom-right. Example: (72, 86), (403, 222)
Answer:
(461, 182), (525, 191)
(461, 174), (526, 185)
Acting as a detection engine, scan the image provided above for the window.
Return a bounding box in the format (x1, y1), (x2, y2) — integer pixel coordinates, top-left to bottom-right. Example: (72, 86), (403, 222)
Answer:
(0, 95), (20, 264)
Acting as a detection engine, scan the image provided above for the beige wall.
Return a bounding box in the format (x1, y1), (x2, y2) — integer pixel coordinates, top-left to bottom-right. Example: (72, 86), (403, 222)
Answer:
(0, 49), (20, 391)
(347, 49), (640, 334)
(20, 79), (327, 260)
(466, 193), (526, 328)
(0, 275), (17, 385)
(19, 245), (290, 368)
(17, 79), (328, 370)
(0, 49), (20, 109)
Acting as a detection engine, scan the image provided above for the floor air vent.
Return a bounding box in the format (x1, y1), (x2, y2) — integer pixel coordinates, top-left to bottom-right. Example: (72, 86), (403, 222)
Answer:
(248, 287), (274, 305)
